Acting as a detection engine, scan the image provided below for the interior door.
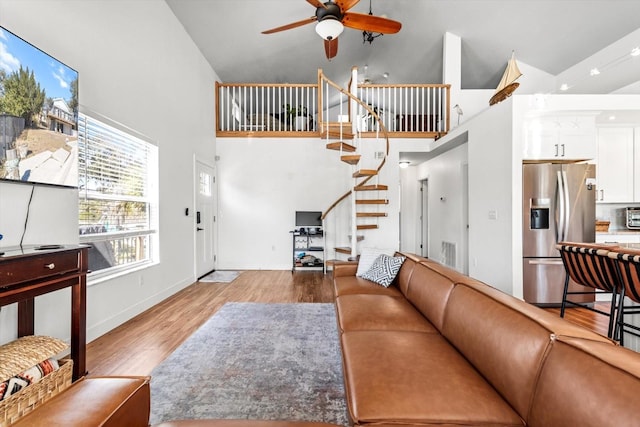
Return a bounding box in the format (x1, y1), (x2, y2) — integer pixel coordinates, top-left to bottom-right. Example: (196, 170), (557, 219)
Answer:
(195, 160), (216, 278)
(420, 179), (429, 257)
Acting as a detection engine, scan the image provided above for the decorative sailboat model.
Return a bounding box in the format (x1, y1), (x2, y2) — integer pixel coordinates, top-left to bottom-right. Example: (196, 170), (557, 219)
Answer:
(489, 52), (522, 106)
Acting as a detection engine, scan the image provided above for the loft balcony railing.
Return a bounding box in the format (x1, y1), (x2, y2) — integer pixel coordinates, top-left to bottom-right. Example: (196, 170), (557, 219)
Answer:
(216, 83), (318, 136)
(355, 83), (449, 137)
(215, 70), (450, 138)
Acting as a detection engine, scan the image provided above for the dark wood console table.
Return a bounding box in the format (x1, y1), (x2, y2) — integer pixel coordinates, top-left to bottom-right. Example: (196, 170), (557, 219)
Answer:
(0, 245), (89, 381)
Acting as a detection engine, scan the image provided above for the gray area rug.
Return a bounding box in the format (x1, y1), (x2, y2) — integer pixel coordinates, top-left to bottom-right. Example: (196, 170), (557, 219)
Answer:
(149, 302), (348, 426)
(199, 270), (242, 283)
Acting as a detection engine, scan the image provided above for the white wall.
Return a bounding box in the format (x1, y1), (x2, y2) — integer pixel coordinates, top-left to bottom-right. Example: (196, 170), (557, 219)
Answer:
(215, 137), (348, 269)
(0, 0), (217, 344)
(467, 100), (517, 295)
(215, 135), (409, 270)
(416, 144), (468, 270)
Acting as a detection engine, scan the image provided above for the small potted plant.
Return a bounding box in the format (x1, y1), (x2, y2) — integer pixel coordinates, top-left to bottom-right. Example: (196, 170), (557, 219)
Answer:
(284, 104), (308, 131)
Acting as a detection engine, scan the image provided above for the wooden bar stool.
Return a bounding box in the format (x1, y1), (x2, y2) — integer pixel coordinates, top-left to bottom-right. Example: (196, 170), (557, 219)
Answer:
(607, 247), (640, 346)
(556, 242), (620, 338)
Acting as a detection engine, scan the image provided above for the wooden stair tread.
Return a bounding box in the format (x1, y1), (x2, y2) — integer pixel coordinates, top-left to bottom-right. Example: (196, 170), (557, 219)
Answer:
(357, 212), (387, 217)
(354, 184), (388, 191)
(353, 169), (378, 178)
(341, 154), (360, 165)
(357, 224), (379, 230)
(356, 199), (389, 205)
(326, 142), (356, 152)
(321, 129), (354, 140)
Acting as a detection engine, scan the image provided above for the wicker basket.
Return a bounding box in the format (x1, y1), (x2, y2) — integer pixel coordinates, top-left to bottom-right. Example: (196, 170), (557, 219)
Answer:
(0, 358), (73, 426)
(596, 220), (610, 232)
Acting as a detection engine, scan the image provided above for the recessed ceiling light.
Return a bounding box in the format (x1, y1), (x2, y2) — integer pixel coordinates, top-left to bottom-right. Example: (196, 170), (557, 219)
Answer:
(399, 161), (410, 168)
(560, 83), (570, 91)
(631, 47), (640, 57)
(609, 115), (616, 121)
(590, 68), (600, 76)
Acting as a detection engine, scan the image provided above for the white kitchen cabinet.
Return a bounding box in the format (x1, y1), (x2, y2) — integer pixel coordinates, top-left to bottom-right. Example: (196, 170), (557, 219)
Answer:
(596, 233), (640, 244)
(596, 127), (634, 203)
(523, 115), (596, 161)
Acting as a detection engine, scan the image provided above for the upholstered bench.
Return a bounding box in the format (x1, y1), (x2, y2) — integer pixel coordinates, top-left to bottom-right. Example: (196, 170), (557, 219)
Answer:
(10, 376), (150, 427)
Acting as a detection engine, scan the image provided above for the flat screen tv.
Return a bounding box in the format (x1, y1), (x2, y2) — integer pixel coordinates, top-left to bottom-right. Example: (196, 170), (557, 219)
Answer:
(295, 211), (322, 227)
(0, 25), (78, 188)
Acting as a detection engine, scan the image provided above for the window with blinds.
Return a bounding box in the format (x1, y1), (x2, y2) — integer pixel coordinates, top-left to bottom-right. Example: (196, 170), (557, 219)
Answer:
(77, 112), (158, 275)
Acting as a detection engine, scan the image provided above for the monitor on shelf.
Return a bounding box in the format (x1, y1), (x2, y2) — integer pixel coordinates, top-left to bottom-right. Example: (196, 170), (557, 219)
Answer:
(295, 211), (322, 227)
(0, 25), (79, 188)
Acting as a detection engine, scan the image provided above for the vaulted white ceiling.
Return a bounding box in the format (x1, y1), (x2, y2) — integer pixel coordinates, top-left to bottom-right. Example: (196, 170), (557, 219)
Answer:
(166, 0), (640, 92)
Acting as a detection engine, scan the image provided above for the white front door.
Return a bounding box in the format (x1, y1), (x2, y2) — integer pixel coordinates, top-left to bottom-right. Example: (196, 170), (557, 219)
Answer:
(195, 160), (216, 278)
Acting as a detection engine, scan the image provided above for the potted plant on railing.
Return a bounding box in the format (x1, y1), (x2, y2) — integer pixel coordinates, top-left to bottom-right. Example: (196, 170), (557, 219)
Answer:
(283, 104), (308, 131)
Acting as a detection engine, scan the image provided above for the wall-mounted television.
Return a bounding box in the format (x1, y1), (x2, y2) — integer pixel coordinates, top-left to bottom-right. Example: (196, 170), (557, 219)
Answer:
(295, 211), (322, 227)
(0, 25), (78, 188)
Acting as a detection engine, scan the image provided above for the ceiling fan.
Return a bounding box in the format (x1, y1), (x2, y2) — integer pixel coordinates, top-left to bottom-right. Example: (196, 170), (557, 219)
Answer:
(261, 0), (402, 60)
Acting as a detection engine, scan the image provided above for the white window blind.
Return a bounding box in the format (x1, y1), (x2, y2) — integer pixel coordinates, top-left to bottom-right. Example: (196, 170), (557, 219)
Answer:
(77, 112), (158, 275)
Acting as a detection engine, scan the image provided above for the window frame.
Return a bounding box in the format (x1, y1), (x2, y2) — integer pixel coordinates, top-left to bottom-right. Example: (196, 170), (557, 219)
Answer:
(77, 109), (159, 282)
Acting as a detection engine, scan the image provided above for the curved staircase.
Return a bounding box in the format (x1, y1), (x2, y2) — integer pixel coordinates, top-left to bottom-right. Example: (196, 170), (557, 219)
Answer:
(319, 69), (390, 263)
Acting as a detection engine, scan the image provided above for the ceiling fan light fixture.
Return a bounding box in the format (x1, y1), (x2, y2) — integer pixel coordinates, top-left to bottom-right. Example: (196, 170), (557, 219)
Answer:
(315, 18), (344, 40)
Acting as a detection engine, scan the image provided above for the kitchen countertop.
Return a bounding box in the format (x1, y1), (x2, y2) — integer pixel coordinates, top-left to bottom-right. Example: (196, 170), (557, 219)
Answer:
(596, 230), (640, 234)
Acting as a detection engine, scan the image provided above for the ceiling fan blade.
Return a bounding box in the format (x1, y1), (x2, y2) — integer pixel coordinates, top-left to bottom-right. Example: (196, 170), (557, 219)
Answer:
(342, 12), (402, 34)
(335, 0), (360, 12)
(307, 0), (329, 9)
(324, 38), (338, 60)
(262, 16), (317, 34)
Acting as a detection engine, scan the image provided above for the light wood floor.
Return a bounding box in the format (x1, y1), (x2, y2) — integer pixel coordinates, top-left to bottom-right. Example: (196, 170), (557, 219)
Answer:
(85, 270), (610, 377)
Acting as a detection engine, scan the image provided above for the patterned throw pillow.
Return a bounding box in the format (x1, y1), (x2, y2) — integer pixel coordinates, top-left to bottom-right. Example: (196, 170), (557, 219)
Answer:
(361, 254), (406, 287)
(356, 247), (397, 277)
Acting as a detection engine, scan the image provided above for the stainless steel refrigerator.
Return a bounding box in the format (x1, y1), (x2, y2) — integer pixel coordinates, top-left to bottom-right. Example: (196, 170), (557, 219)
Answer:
(522, 163), (596, 306)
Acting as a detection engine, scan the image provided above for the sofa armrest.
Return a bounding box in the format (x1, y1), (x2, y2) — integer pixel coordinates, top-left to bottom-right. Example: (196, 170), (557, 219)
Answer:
(333, 261), (358, 277)
(10, 376), (150, 427)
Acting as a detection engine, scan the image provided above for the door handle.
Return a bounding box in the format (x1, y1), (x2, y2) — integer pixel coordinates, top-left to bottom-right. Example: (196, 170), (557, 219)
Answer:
(197, 227), (204, 231)
(561, 170), (570, 242)
(556, 171), (565, 243)
(528, 259), (564, 266)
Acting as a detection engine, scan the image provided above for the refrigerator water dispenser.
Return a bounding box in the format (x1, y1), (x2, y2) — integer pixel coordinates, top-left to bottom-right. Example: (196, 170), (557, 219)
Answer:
(530, 198), (550, 230)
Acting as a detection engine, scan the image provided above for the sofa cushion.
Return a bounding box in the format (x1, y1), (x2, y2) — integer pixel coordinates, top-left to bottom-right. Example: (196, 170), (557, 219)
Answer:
(392, 253), (423, 296)
(441, 282), (614, 423)
(340, 330), (524, 426)
(403, 262), (456, 331)
(333, 275), (403, 298)
(458, 278), (616, 343)
(528, 336), (640, 427)
(335, 294), (438, 333)
(359, 254), (406, 287)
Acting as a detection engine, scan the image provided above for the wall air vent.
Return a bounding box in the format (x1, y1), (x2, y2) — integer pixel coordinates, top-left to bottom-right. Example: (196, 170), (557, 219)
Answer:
(441, 241), (456, 269)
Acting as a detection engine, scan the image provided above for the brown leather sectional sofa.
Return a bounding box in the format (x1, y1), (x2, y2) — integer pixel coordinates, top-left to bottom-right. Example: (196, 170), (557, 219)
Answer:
(333, 252), (640, 427)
